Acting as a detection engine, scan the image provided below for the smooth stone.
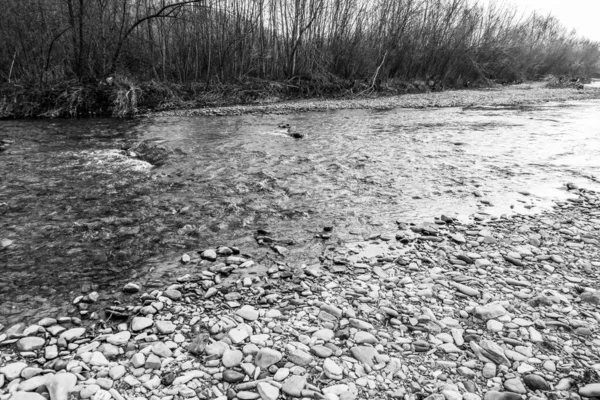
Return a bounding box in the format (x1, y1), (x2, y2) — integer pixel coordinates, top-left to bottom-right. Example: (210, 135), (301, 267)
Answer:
(483, 392), (522, 400)
(504, 378), (527, 394)
(255, 348), (283, 368)
(130, 317), (153, 332)
(59, 328), (86, 341)
(257, 382), (280, 400)
(155, 321), (176, 334)
(222, 349), (244, 368)
(474, 304), (507, 321)
(0, 362), (28, 380)
(151, 342), (172, 358)
(523, 374), (551, 391)
(46, 373), (78, 400)
(311, 345), (333, 358)
(350, 346), (377, 367)
(9, 393), (47, 400)
(89, 352), (109, 366)
(354, 331), (377, 344)
(106, 331), (130, 346)
(274, 368), (290, 381)
(236, 306), (259, 321)
(288, 349), (313, 366)
(16, 337), (46, 352)
(223, 370), (245, 383)
(579, 383), (600, 397)
(282, 375), (307, 397)
(323, 358), (343, 378)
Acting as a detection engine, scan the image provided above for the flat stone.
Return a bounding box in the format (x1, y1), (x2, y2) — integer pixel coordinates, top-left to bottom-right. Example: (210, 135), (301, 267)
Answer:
(579, 383), (600, 397)
(106, 331), (130, 346)
(162, 289), (182, 301)
(483, 392), (522, 400)
(223, 369), (245, 383)
(155, 320), (176, 334)
(59, 328), (86, 341)
(323, 358), (343, 378)
(0, 362), (28, 380)
(151, 342), (173, 358)
(451, 282), (480, 297)
(257, 382), (280, 400)
(287, 349), (313, 366)
(312, 329), (335, 341)
(222, 349), (243, 367)
(474, 304), (507, 321)
(350, 346), (377, 367)
(236, 305), (259, 321)
(282, 375), (307, 397)
(354, 331), (377, 344)
(504, 378), (527, 394)
(16, 337), (45, 352)
(523, 374), (551, 391)
(9, 393), (47, 400)
(89, 351), (109, 366)
(130, 317), (153, 332)
(228, 327), (249, 344)
(46, 372), (77, 400)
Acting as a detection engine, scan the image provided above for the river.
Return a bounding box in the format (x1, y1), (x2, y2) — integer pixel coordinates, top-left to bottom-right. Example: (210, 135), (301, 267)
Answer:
(1, 99), (600, 325)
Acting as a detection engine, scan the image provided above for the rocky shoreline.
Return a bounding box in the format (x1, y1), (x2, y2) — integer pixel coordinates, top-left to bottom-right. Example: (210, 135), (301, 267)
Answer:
(2, 182), (600, 400)
(152, 84), (600, 117)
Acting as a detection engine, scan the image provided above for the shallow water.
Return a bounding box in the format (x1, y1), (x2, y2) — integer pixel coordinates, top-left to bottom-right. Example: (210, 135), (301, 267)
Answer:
(1, 100), (600, 325)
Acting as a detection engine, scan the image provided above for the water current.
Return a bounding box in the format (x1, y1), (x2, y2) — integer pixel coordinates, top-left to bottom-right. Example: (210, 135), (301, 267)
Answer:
(1, 100), (599, 325)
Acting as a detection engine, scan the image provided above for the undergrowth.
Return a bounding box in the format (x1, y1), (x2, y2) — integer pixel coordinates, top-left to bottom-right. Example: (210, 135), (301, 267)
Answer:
(0, 74), (591, 119)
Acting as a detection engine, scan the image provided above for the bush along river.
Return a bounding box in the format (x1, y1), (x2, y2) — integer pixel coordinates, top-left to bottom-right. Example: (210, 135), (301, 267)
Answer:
(2, 97), (600, 400)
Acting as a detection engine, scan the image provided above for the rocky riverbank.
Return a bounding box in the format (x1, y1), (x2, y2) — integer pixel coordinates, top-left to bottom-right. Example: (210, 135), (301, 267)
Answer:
(154, 83), (600, 117)
(1, 183), (600, 400)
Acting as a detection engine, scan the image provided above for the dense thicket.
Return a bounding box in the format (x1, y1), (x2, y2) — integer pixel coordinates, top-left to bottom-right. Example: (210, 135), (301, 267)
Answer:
(1, 0), (599, 101)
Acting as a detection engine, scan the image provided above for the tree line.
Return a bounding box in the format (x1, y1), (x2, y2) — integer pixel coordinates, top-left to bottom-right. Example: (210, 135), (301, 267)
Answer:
(1, 0), (599, 89)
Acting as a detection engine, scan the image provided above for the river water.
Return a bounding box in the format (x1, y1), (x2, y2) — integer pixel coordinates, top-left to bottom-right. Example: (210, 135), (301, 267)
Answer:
(1, 100), (600, 325)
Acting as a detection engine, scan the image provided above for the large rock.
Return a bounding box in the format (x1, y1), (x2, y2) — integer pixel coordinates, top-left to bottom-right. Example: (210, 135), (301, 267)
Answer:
(580, 383), (600, 398)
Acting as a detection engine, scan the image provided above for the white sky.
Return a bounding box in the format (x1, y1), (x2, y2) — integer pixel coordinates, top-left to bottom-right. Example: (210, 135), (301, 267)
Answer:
(480, 0), (600, 41)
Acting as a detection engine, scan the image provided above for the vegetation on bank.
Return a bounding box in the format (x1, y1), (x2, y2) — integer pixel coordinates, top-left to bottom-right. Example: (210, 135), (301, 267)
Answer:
(1, 0), (599, 118)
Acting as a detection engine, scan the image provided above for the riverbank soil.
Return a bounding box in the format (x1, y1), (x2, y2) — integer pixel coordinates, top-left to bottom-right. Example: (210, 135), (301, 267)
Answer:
(1, 86), (600, 400)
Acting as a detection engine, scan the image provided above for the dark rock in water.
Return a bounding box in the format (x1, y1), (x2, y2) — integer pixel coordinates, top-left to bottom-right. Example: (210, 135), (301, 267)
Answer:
(125, 141), (170, 166)
(288, 131), (304, 139)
